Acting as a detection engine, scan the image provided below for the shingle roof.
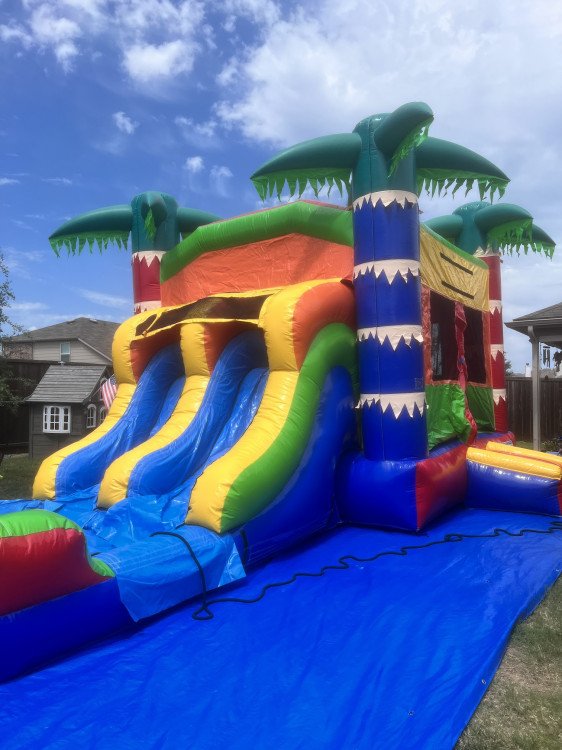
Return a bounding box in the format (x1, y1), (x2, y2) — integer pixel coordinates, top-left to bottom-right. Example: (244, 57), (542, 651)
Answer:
(26, 365), (108, 404)
(6, 317), (119, 360)
(512, 302), (562, 322)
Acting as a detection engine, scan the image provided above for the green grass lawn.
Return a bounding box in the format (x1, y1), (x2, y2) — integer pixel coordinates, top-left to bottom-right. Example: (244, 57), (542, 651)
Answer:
(1, 455), (560, 745)
(457, 578), (562, 749)
(0, 454), (41, 499)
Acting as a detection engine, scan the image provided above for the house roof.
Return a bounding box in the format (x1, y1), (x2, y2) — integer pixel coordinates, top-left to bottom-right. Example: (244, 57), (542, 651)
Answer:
(511, 302), (562, 323)
(506, 301), (562, 348)
(5, 317), (119, 361)
(26, 365), (108, 404)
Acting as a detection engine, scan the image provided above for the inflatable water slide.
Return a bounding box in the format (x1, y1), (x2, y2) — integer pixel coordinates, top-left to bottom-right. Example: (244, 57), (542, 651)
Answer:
(1, 102), (559, 681)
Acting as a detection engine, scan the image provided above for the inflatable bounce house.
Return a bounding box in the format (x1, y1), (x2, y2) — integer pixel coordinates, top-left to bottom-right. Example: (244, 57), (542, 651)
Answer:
(1, 104), (561, 743)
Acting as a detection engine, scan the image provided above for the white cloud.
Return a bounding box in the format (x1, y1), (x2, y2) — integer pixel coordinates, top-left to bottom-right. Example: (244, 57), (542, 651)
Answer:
(184, 155), (205, 173)
(219, 0), (281, 31)
(0, 23), (33, 47)
(123, 39), (197, 84)
(79, 289), (130, 309)
(11, 219), (37, 232)
(112, 111), (138, 135)
(2, 1), (207, 83)
(42, 177), (73, 186)
(28, 4), (83, 71)
(209, 165), (233, 197)
(2, 247), (47, 279)
(8, 302), (48, 312)
(0, 178), (19, 186)
(174, 116), (219, 149)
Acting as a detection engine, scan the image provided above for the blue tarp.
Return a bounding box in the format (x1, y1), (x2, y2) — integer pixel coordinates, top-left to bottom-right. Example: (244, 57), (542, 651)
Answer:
(1, 508), (560, 750)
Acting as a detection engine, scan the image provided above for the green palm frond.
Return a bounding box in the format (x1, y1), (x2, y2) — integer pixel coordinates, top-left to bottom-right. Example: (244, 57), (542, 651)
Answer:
(252, 167), (352, 201)
(49, 204), (132, 256)
(415, 138), (509, 202)
(388, 118), (432, 176)
(251, 132), (361, 201)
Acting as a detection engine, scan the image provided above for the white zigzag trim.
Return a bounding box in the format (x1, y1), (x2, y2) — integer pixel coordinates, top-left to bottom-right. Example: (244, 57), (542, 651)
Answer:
(490, 344), (504, 360)
(357, 325), (423, 350)
(357, 391), (426, 418)
(353, 259), (420, 283)
(352, 190), (419, 211)
(489, 299), (502, 314)
(132, 250), (165, 267)
(493, 388), (507, 405)
(474, 247), (496, 257)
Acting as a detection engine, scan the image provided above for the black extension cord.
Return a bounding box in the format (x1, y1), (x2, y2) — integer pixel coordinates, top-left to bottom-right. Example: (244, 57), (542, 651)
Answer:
(152, 520), (562, 622)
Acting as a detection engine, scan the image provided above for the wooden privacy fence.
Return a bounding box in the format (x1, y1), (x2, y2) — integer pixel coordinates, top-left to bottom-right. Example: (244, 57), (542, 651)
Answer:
(507, 376), (562, 443)
(0, 359), (50, 453)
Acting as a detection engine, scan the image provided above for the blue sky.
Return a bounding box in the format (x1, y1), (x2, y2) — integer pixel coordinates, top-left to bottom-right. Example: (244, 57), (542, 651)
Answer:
(1, 0), (561, 370)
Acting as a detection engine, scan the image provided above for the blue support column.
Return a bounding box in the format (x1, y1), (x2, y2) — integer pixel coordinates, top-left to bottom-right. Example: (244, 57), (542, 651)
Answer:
(352, 192), (428, 461)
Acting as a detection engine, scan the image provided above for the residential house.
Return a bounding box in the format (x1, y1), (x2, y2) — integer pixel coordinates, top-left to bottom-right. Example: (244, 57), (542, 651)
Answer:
(3, 317), (118, 365)
(1, 317), (118, 454)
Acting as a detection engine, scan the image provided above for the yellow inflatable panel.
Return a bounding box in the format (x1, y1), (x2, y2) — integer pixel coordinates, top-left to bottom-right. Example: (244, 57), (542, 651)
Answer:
(420, 228), (489, 312)
(467, 447), (561, 480)
(486, 441), (562, 469)
(259, 279), (345, 371)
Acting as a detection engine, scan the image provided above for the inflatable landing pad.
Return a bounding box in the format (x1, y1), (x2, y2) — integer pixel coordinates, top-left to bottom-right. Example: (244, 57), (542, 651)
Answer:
(1, 508), (561, 750)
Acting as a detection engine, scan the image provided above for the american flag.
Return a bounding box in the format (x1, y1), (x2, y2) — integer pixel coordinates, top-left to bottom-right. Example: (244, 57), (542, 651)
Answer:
(101, 375), (117, 410)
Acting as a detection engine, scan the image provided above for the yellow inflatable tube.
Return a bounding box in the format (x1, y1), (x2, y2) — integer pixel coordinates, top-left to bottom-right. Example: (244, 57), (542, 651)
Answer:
(485, 441), (562, 469)
(466, 447), (561, 480)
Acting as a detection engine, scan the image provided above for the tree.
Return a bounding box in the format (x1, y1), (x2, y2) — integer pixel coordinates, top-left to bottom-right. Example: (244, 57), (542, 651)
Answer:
(48, 191), (219, 256)
(504, 358), (514, 377)
(0, 252), (26, 413)
(424, 201), (555, 257)
(250, 101), (509, 462)
(48, 191), (221, 313)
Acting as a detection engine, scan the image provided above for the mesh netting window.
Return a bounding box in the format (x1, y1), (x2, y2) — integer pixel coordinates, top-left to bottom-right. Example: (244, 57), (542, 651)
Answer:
(430, 292), (457, 381)
(464, 307), (487, 384)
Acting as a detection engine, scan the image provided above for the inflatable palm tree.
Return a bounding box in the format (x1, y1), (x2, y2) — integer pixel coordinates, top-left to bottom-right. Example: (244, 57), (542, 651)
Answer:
(426, 201), (555, 431)
(49, 191), (219, 312)
(251, 102), (509, 462)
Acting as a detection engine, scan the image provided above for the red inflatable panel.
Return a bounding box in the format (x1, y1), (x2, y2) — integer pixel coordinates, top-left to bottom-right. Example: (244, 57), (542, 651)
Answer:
(0, 528), (109, 616)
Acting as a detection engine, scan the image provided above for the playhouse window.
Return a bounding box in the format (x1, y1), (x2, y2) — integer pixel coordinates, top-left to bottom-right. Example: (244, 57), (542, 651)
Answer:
(86, 404), (97, 429)
(429, 292), (457, 381)
(99, 406), (107, 422)
(43, 405), (71, 434)
(464, 307), (487, 384)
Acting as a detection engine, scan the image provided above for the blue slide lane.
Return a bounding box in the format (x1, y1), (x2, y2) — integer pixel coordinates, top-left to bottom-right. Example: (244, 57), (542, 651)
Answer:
(125, 330), (268, 498)
(86, 363), (268, 550)
(55, 344), (185, 497)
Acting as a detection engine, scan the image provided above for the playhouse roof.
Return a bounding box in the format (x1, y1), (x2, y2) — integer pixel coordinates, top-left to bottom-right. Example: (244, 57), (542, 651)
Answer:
(26, 364), (108, 404)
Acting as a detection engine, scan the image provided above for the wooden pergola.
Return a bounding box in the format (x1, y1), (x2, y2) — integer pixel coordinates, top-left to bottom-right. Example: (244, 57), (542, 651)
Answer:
(506, 302), (562, 449)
